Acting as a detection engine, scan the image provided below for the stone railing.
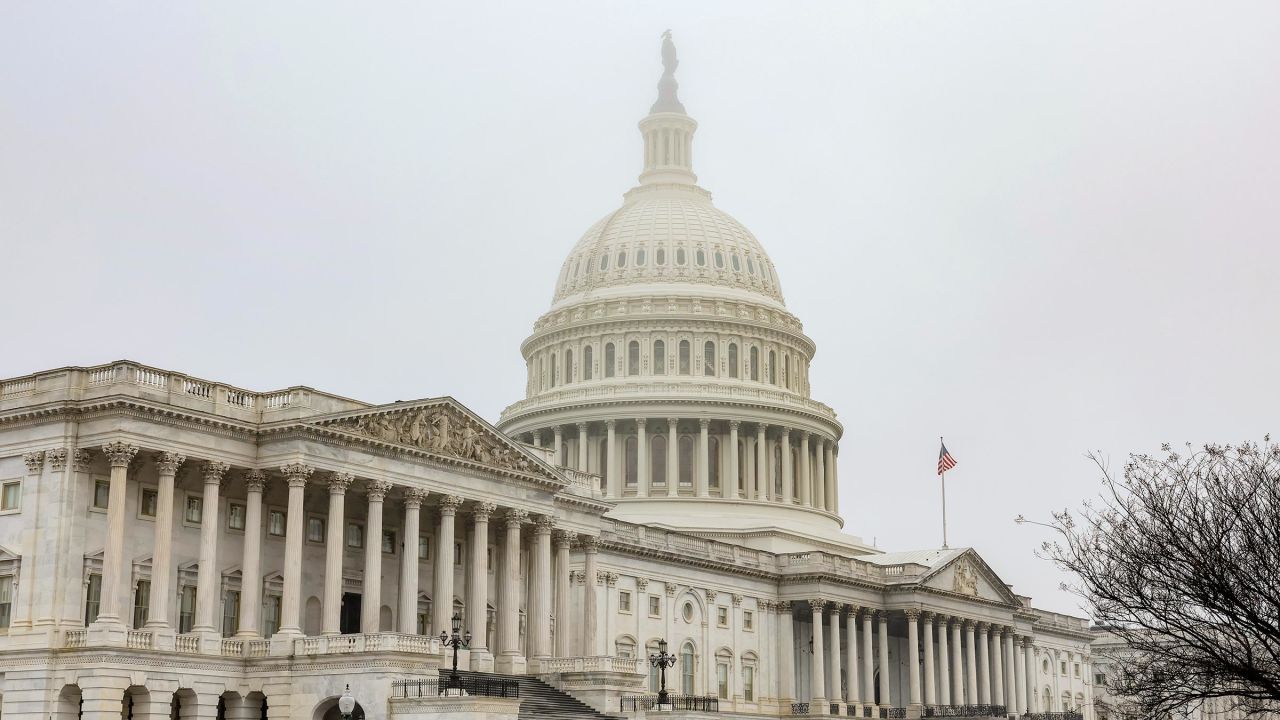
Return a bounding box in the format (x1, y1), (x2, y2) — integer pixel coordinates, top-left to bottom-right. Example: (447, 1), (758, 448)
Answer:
(501, 380), (838, 423)
(126, 630), (154, 650)
(295, 632), (440, 656)
(221, 639), (244, 656)
(557, 467), (604, 498)
(175, 634), (200, 653)
(540, 655), (646, 674)
(63, 630), (87, 648)
(246, 639), (272, 658)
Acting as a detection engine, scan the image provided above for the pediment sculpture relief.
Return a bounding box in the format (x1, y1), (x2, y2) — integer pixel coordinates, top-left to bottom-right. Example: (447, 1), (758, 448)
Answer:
(330, 408), (534, 474)
(953, 560), (979, 596)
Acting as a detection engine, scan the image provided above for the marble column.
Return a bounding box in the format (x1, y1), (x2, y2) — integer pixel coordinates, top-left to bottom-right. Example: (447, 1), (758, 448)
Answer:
(991, 626), (1006, 707)
(727, 421), (740, 498)
(828, 602), (842, 709)
(781, 429), (794, 504)
(937, 616), (952, 706)
(697, 418), (711, 497)
(976, 622), (990, 704)
(964, 621), (979, 705)
(236, 470), (267, 637)
(553, 426), (565, 466)
(744, 435), (756, 501)
(533, 430), (543, 448)
(862, 610), (875, 708)
(845, 606), (860, 706)
(278, 462), (314, 637)
(147, 452), (186, 634)
(636, 419), (649, 496)
(814, 438), (826, 511)
(553, 530), (573, 657)
(923, 611), (937, 707)
(1023, 638), (1037, 713)
(1013, 634), (1026, 716)
(668, 419), (680, 497)
(193, 461), (229, 634)
(321, 472), (353, 635)
(605, 420), (618, 497)
(95, 442), (138, 629)
(906, 609), (922, 708)
(361, 480), (392, 634)
(798, 433), (812, 506)
(810, 599), (827, 709)
(576, 423), (589, 471)
(467, 502), (496, 667)
(432, 495), (464, 636)
(878, 611), (891, 707)
(950, 619), (964, 705)
(498, 509), (528, 670)
(755, 425), (768, 501)
(582, 536), (600, 656)
(779, 602), (795, 703)
(530, 516), (554, 662)
(397, 488), (428, 634)
(9, 452), (42, 630)
(824, 442), (837, 513)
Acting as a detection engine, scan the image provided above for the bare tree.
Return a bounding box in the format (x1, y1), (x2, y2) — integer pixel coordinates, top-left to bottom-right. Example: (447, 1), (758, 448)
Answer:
(1044, 438), (1280, 718)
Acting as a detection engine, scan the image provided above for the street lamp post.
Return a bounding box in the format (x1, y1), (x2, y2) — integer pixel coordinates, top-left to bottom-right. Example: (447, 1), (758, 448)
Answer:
(649, 638), (677, 710)
(440, 613), (472, 695)
(337, 685), (356, 720)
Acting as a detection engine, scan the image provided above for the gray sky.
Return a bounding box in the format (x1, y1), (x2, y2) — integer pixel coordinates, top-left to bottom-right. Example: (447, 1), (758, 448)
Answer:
(3, 2), (1278, 616)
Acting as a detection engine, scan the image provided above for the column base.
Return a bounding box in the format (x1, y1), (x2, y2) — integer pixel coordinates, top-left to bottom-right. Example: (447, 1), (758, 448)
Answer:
(811, 697), (828, 715)
(86, 618), (127, 646)
(494, 652), (527, 675)
(907, 704), (924, 719)
(195, 630), (224, 654)
(469, 648), (495, 672)
(144, 626), (177, 651)
(270, 630), (303, 656)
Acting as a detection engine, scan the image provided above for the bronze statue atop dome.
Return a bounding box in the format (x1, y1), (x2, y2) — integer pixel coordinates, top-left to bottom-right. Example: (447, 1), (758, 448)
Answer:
(651, 30), (686, 114)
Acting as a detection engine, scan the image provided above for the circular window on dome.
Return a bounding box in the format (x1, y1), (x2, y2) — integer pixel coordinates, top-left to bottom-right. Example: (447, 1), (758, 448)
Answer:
(676, 248), (686, 266)
(617, 251), (627, 268)
(696, 249), (706, 266)
(714, 251), (724, 269)
(747, 257), (756, 275)
(636, 248), (646, 266)
(683, 602), (694, 622)
(599, 254), (609, 271)
(656, 248), (666, 266)
(731, 254), (741, 271)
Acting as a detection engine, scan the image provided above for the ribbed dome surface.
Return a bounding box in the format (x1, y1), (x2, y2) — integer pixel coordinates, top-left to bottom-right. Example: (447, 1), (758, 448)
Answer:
(552, 185), (785, 306)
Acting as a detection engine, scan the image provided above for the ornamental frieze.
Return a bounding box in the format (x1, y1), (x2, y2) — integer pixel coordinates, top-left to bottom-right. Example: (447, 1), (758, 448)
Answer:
(323, 406), (535, 475)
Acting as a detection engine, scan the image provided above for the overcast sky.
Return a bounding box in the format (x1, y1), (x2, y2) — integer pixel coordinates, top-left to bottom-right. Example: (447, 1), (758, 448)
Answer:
(3, 2), (1278, 616)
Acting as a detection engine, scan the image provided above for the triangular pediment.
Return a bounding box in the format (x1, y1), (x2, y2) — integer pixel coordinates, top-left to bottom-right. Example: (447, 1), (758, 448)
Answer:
(311, 398), (562, 485)
(0, 544), (18, 561)
(921, 549), (1020, 606)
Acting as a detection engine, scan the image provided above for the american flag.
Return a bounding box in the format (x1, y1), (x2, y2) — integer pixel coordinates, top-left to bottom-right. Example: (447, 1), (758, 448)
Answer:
(937, 440), (957, 475)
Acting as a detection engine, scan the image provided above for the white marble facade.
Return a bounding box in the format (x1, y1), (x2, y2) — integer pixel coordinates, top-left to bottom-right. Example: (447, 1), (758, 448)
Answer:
(0, 39), (1093, 720)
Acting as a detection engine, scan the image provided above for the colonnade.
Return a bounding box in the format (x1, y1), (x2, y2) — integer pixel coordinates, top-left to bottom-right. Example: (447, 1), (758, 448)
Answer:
(528, 419), (838, 511)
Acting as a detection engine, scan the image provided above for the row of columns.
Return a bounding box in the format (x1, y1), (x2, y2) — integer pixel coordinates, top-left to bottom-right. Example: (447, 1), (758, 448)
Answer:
(530, 419), (838, 511)
(803, 601), (1040, 715)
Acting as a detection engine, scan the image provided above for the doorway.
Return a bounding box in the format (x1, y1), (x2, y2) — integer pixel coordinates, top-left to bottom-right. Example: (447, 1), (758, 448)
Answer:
(340, 593), (362, 634)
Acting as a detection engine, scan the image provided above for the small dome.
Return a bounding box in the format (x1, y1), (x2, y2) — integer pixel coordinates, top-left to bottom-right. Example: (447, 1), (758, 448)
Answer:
(552, 184), (785, 307)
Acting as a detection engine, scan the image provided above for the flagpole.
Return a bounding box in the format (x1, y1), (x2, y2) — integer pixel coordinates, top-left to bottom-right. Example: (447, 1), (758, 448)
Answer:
(940, 436), (949, 549)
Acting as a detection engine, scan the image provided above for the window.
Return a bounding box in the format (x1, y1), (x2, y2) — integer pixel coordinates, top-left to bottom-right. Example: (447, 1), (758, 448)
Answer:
(656, 248), (666, 265)
(678, 340), (691, 375)
(768, 350), (777, 384)
(306, 517), (325, 543)
(0, 576), (13, 628)
(228, 502), (246, 531)
(717, 661), (729, 699)
(695, 248), (706, 266)
(648, 595), (661, 617)
(743, 665), (755, 702)
(728, 343), (738, 378)
(583, 346), (593, 380)
(132, 580), (150, 628)
(743, 610), (754, 630)
(93, 480), (110, 509)
(683, 601), (694, 622)
(681, 643), (695, 694)
(0, 480), (20, 512)
(346, 522), (364, 549)
(717, 607), (729, 627)
(185, 495), (203, 524)
(268, 510), (286, 537)
(549, 352), (557, 388)
(649, 642), (662, 690)
(454, 542), (464, 566)
(714, 250), (724, 269)
(564, 349), (574, 383)
(653, 340), (666, 375)
(1043, 659), (1051, 674)
(703, 341), (716, 376)
(678, 436), (695, 487)
(605, 343), (616, 378)
(382, 529), (397, 554)
(625, 437), (638, 487)
(783, 354), (790, 388)
(651, 435), (668, 486)
(599, 254), (609, 271)
(222, 590), (240, 637)
(676, 248), (686, 265)
(636, 248), (646, 266)
(1095, 673), (1105, 686)
(749, 347), (760, 381)
(1074, 663), (1081, 677)
(747, 257), (756, 275)
(417, 612), (429, 636)
(263, 595), (281, 638)
(1061, 661), (1067, 675)
(731, 254), (741, 272)
(419, 535), (431, 561)
(627, 341), (640, 376)
(619, 591), (632, 613)
(139, 487), (158, 518)
(84, 573), (102, 625)
(708, 436), (720, 489)
(178, 585), (196, 633)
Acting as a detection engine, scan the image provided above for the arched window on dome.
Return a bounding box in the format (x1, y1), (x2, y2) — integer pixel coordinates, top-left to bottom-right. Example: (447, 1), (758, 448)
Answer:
(624, 437), (637, 488)
(651, 435), (668, 488)
(747, 257), (756, 275)
(678, 341), (691, 375)
(565, 349), (574, 384)
(773, 444), (783, 497)
(767, 351), (777, 385)
(737, 440), (747, 494)
(599, 254), (609, 272)
(656, 248), (666, 266)
(617, 251), (627, 268)
(598, 440), (608, 485)
(708, 436), (720, 490)
(653, 340), (666, 376)
(714, 250), (724, 269)
(731, 254), (741, 272)
(791, 446), (800, 498)
(536, 356), (543, 391)
(676, 248), (686, 266)
(728, 343), (739, 378)
(549, 352), (557, 388)
(627, 341), (640, 376)
(605, 343), (616, 378)
(782, 354), (789, 390)
(636, 248), (646, 266)
(749, 347), (759, 381)
(703, 341), (716, 376)
(696, 248), (706, 266)
(574, 258), (582, 277)
(678, 435), (695, 488)
(583, 346), (593, 380)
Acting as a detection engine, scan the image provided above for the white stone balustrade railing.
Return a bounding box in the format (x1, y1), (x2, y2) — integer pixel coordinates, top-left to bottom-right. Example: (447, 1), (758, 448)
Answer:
(540, 655), (646, 675)
(246, 640), (272, 658)
(558, 467), (603, 497)
(294, 633), (441, 656)
(64, 630), (87, 648)
(126, 630), (154, 650)
(501, 380), (838, 423)
(221, 639), (244, 656)
(175, 635), (200, 653)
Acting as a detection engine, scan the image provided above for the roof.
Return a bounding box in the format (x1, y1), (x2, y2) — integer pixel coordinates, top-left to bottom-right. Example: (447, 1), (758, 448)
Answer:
(860, 547), (969, 569)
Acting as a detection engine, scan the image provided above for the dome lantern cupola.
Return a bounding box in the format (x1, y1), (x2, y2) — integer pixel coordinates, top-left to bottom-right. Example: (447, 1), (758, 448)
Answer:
(638, 31), (698, 187)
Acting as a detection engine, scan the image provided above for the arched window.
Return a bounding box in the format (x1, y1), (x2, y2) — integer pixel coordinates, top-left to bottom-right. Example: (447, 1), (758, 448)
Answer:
(783, 354), (789, 389)
(695, 248), (706, 266)
(636, 248), (646, 266)
(741, 652), (758, 702)
(648, 641), (662, 691)
(708, 436), (720, 489)
(599, 254), (609, 271)
(737, 440), (747, 493)
(617, 251), (627, 268)
(747, 257), (756, 275)
(681, 642), (696, 695)
(715, 648), (733, 699)
(624, 437), (637, 487)
(703, 341), (716, 376)
(605, 343), (616, 378)
(651, 436), (668, 487)
(549, 352), (557, 388)
(731, 254), (741, 272)
(768, 350), (777, 384)
(627, 341), (640, 376)
(656, 248), (666, 266)
(583, 346), (593, 380)
(678, 341), (691, 375)
(676, 248), (686, 265)
(773, 444), (783, 497)
(728, 343), (739, 378)
(564, 349), (574, 384)
(616, 635), (637, 658)
(598, 441), (608, 485)
(679, 435), (695, 487)
(749, 347), (760, 381)
(714, 250), (724, 269)
(536, 357), (543, 391)
(653, 340), (666, 375)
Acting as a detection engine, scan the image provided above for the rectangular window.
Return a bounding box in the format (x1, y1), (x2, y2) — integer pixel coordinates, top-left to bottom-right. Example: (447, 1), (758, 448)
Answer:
(132, 580), (150, 629)
(1075, 663), (1081, 677)
(417, 612), (428, 635)
(717, 606), (728, 627)
(1095, 673), (1105, 686)
(1061, 661), (1067, 675)
(179, 585), (196, 633)
(0, 576), (13, 628)
(227, 502), (246, 531)
(222, 590), (240, 637)
(263, 595), (281, 638)
(743, 610), (754, 630)
(619, 591), (632, 613)
(93, 480), (110, 509)
(268, 509), (286, 537)
(346, 522), (364, 549)
(454, 542), (463, 566)
(185, 495), (203, 524)
(717, 662), (729, 699)
(743, 666), (755, 702)
(306, 516), (325, 543)
(418, 535), (430, 561)
(140, 487), (158, 518)
(648, 595), (661, 617)
(382, 529), (397, 554)
(84, 573), (102, 625)
(487, 546), (493, 569)
(0, 481), (20, 511)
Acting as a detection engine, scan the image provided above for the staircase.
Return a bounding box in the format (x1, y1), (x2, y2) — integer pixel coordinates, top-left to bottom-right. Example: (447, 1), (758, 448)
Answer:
(444, 670), (616, 720)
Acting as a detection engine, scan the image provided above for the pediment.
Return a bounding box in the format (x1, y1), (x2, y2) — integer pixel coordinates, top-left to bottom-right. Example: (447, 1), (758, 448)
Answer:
(921, 549), (1020, 606)
(312, 398), (561, 485)
(0, 544), (18, 561)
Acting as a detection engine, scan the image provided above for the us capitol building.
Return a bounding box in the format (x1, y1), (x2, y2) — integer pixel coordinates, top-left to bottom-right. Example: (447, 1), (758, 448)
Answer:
(0, 38), (1095, 720)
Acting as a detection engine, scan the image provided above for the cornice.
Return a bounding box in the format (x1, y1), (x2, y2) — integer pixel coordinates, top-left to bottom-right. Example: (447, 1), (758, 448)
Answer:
(598, 536), (777, 581)
(0, 397), (262, 440)
(523, 315), (817, 357)
(499, 395), (842, 435)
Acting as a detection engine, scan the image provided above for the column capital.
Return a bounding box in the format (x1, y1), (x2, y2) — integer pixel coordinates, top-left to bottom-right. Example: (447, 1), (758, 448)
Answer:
(731, 593), (743, 607)
(473, 500), (498, 521)
(778, 600), (793, 613)
(922, 609), (936, 623)
(504, 508), (529, 527)
(579, 535), (600, 552)
(636, 577), (650, 592)
(698, 418), (710, 429)
(438, 494), (465, 515)
(963, 618), (976, 631)
(666, 417), (679, 429)
(576, 421), (588, 432)
(728, 419), (741, 429)
(328, 472), (355, 494)
(604, 571), (619, 587)
(755, 423), (767, 436)
(664, 582), (677, 597)
(976, 621), (990, 633)
(905, 607), (921, 621)
(202, 461), (231, 485)
(365, 479), (393, 502)
(781, 427), (792, 439)
(876, 608), (889, 622)
(23, 451), (45, 474)
(280, 462), (314, 486)
(102, 441), (139, 468)
(533, 515), (555, 534)
(156, 452), (187, 475)
(635, 417), (647, 429)
(553, 528), (575, 548)
(46, 447), (69, 470)
(1021, 636), (1035, 649)
(990, 624), (1005, 637)
(73, 448), (93, 472)
(808, 598), (827, 612)
(403, 487), (430, 508)
(605, 419), (616, 429)
(243, 470), (269, 493)
(705, 589), (717, 602)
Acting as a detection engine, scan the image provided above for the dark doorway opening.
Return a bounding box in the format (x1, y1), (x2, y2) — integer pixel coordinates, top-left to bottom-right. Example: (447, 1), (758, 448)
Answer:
(340, 593), (362, 634)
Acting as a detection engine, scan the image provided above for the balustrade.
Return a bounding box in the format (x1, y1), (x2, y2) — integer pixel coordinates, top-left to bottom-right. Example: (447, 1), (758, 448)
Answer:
(175, 635), (200, 653)
(125, 630), (154, 650)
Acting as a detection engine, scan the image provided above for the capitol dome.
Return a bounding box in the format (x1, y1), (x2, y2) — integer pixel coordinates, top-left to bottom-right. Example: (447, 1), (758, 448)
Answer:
(499, 34), (858, 553)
